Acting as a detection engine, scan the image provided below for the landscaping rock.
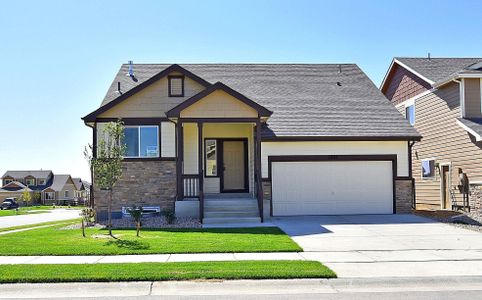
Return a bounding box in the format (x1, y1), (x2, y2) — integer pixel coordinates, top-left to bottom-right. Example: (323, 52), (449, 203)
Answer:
(99, 215), (201, 229)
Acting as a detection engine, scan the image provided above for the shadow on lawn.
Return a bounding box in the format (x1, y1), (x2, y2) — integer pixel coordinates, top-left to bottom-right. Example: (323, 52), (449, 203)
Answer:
(105, 239), (150, 250)
(99, 227), (286, 235)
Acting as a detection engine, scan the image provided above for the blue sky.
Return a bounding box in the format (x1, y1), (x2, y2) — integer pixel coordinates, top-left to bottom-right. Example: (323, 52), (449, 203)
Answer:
(1, 0), (481, 181)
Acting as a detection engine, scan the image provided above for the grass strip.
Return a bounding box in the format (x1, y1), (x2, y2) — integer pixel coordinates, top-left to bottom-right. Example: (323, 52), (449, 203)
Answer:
(0, 225), (301, 255)
(0, 261), (336, 283)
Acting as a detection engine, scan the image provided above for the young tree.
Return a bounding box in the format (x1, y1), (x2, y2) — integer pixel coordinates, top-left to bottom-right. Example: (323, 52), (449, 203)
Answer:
(80, 207), (96, 238)
(127, 206), (143, 237)
(84, 120), (126, 237)
(22, 190), (32, 207)
(33, 191), (41, 205)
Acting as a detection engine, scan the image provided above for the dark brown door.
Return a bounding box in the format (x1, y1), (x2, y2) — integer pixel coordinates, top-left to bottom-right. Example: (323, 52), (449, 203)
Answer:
(442, 166), (451, 209)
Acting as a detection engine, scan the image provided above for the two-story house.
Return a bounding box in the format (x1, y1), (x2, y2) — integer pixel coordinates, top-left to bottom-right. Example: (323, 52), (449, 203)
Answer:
(381, 57), (482, 211)
(0, 170), (87, 205)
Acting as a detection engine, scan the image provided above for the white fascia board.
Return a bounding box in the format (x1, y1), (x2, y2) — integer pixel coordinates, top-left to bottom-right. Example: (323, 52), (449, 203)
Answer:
(456, 119), (482, 142)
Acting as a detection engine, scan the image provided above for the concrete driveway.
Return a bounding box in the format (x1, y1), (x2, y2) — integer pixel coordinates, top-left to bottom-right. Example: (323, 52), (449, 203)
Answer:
(0, 209), (80, 229)
(272, 214), (482, 278)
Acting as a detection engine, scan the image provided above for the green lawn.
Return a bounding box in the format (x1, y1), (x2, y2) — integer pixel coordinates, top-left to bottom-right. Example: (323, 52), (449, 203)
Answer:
(0, 261), (335, 283)
(0, 224), (302, 255)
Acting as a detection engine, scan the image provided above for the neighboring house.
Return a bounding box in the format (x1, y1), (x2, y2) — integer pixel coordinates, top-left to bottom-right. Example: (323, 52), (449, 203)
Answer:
(0, 170), (88, 205)
(82, 62), (420, 223)
(381, 57), (482, 211)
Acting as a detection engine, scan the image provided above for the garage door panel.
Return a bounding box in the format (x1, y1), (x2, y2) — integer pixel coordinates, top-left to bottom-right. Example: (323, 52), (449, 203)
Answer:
(272, 161), (393, 216)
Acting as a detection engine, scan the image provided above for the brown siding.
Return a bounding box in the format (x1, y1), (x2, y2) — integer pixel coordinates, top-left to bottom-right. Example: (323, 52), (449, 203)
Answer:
(464, 78), (482, 118)
(412, 82), (482, 210)
(382, 64), (431, 105)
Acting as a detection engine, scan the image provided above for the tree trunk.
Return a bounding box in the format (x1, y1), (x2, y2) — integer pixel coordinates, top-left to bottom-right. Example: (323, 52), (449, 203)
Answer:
(108, 190), (113, 237)
(136, 222), (140, 237)
(81, 218), (86, 238)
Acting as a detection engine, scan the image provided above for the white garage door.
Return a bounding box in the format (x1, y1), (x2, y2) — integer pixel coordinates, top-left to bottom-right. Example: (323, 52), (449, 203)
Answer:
(272, 160), (393, 216)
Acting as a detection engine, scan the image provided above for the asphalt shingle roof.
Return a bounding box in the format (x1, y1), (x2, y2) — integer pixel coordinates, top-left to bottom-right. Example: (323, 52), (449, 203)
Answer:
(49, 175), (72, 191)
(2, 170), (53, 179)
(457, 118), (482, 138)
(396, 57), (482, 83)
(97, 64), (420, 139)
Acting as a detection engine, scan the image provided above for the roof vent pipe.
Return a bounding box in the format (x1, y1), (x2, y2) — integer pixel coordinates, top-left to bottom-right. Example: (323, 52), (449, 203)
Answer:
(428, 53), (431, 60)
(338, 64), (342, 73)
(117, 81), (121, 93)
(128, 60), (134, 77)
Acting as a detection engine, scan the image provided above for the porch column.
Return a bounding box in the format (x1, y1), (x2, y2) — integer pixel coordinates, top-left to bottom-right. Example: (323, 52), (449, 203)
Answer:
(255, 118), (264, 222)
(176, 120), (184, 201)
(197, 122), (204, 220)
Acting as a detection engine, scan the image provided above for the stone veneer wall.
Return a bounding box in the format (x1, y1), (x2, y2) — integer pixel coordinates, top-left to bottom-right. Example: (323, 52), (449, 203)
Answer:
(469, 185), (482, 212)
(261, 178), (414, 214)
(94, 160), (176, 220)
(395, 179), (414, 213)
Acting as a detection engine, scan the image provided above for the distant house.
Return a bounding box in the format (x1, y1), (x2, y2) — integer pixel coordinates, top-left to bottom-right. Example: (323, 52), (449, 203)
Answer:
(0, 170), (89, 205)
(381, 57), (482, 212)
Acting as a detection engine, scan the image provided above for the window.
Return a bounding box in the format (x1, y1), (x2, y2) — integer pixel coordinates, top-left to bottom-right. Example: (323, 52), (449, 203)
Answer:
(124, 126), (159, 158)
(168, 76), (184, 97)
(44, 192), (55, 200)
(205, 139), (218, 176)
(405, 104), (415, 125)
(4, 179), (13, 185)
(422, 159), (436, 179)
(64, 190), (69, 198)
(38, 179), (45, 185)
(25, 178), (35, 186)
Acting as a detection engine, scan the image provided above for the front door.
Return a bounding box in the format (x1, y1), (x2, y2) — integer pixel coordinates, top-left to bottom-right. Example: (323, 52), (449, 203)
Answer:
(221, 140), (247, 192)
(442, 165), (451, 209)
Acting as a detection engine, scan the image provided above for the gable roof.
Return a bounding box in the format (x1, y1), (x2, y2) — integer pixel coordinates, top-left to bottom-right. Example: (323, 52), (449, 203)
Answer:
(47, 175), (73, 192)
(166, 81), (272, 118)
(381, 57), (482, 91)
(85, 63), (420, 140)
(72, 178), (84, 190)
(2, 170), (53, 179)
(82, 64), (211, 122)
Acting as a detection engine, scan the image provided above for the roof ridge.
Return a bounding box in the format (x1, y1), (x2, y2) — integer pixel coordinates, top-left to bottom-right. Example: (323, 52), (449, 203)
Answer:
(119, 63), (359, 66)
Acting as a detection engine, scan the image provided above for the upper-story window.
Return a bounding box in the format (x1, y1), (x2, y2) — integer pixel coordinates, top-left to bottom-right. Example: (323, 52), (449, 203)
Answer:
(4, 179), (13, 185)
(421, 158), (435, 179)
(25, 178), (36, 186)
(405, 104), (415, 125)
(168, 76), (184, 97)
(38, 179), (45, 185)
(124, 126), (159, 158)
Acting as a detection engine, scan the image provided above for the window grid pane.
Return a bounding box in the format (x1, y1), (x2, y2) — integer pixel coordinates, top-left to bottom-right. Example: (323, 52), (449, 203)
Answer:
(205, 140), (217, 176)
(140, 127), (159, 157)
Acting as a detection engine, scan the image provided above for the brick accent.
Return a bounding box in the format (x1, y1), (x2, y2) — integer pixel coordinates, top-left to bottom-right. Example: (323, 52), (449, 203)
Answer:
(469, 185), (482, 211)
(262, 180), (272, 201)
(382, 64), (431, 105)
(94, 160), (176, 220)
(395, 179), (414, 213)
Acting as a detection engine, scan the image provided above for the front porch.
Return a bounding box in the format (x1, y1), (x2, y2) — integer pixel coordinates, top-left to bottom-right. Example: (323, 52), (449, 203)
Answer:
(174, 120), (265, 223)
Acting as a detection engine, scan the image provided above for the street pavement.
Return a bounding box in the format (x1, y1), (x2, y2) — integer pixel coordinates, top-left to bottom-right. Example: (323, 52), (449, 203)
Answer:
(0, 209), (80, 228)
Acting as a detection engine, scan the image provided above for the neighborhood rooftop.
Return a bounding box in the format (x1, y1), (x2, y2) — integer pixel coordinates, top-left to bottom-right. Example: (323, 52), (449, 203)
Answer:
(94, 63), (420, 139)
(395, 57), (482, 84)
(2, 170), (52, 179)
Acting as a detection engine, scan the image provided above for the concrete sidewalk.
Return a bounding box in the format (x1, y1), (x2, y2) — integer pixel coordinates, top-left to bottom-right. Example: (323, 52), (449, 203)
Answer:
(1, 277), (482, 299)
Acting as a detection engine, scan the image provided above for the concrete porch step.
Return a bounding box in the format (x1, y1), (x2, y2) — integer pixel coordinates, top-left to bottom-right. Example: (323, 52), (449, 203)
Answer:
(205, 193), (253, 199)
(202, 217), (261, 224)
(204, 199), (258, 207)
(204, 206), (259, 213)
(204, 211), (260, 218)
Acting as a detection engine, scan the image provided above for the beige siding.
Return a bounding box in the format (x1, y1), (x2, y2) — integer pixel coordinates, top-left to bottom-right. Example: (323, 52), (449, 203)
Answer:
(261, 141), (409, 178)
(180, 90), (258, 118)
(464, 78), (482, 118)
(98, 72), (205, 118)
(412, 81), (482, 210)
(59, 182), (76, 200)
(161, 122), (176, 157)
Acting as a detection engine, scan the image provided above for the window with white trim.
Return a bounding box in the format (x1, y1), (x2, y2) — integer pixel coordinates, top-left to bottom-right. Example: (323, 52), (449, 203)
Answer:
(64, 190), (69, 198)
(124, 126), (159, 158)
(421, 159), (435, 179)
(4, 179), (13, 185)
(44, 192), (55, 200)
(25, 178), (35, 186)
(205, 139), (218, 177)
(405, 104), (415, 125)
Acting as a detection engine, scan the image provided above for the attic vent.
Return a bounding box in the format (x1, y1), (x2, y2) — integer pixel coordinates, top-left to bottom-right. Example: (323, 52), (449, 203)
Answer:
(336, 82), (342, 86)
(127, 60), (134, 77)
(168, 76), (184, 97)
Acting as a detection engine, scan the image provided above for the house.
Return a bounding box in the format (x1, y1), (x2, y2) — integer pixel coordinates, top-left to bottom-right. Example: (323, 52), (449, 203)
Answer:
(0, 170), (88, 205)
(381, 57), (482, 211)
(82, 62), (420, 223)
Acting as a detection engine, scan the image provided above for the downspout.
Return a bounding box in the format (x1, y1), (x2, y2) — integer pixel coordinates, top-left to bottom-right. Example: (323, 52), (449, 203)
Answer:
(409, 140), (416, 209)
(452, 78), (465, 118)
